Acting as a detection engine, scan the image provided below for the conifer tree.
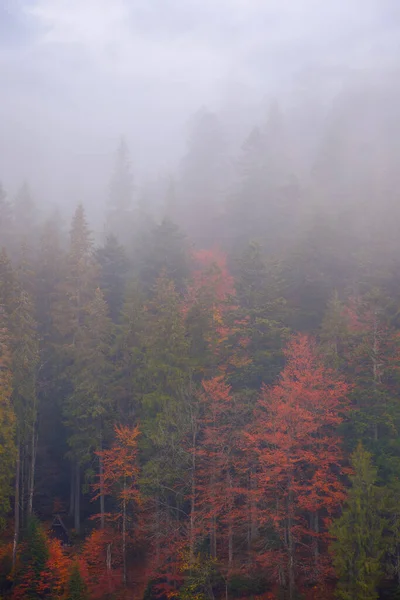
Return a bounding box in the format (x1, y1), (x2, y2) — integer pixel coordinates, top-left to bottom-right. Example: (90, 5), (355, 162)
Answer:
(330, 443), (389, 600)
(95, 234), (129, 321)
(65, 287), (114, 528)
(0, 317), (16, 530)
(232, 241), (288, 389)
(12, 516), (49, 600)
(138, 217), (191, 294)
(55, 204), (97, 533)
(66, 562), (88, 600)
(10, 287), (39, 557)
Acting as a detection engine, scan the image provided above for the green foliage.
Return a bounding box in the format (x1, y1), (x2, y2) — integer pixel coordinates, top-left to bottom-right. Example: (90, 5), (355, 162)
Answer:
(330, 443), (389, 600)
(138, 217), (191, 294)
(0, 321), (16, 530)
(95, 234), (130, 321)
(65, 562), (88, 600)
(177, 552), (220, 600)
(231, 241), (289, 390)
(65, 287), (115, 467)
(16, 516), (49, 599)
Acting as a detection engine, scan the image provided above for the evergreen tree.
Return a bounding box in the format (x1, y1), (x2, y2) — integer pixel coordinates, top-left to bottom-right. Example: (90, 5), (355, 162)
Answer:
(115, 280), (145, 420)
(54, 204), (97, 533)
(10, 288), (39, 523)
(330, 443), (389, 600)
(95, 234), (129, 321)
(231, 242), (288, 390)
(13, 516), (49, 599)
(65, 288), (114, 528)
(0, 248), (17, 317)
(138, 217), (191, 294)
(0, 316), (16, 530)
(66, 562), (88, 600)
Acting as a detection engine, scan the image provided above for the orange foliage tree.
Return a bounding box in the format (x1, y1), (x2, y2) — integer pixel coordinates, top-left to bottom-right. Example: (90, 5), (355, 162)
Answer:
(183, 248), (248, 378)
(248, 334), (349, 600)
(94, 424), (141, 588)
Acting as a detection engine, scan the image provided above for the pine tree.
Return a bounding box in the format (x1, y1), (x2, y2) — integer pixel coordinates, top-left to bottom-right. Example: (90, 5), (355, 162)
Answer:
(66, 562), (88, 600)
(115, 281), (146, 420)
(12, 516), (49, 600)
(138, 217), (191, 294)
(95, 234), (129, 321)
(65, 288), (114, 528)
(10, 288), (39, 538)
(55, 204), (97, 533)
(232, 241), (288, 390)
(0, 248), (18, 317)
(0, 316), (16, 530)
(330, 443), (389, 600)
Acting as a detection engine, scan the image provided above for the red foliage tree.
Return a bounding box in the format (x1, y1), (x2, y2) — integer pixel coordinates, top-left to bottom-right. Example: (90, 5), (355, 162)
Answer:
(94, 425), (141, 588)
(183, 248), (249, 377)
(186, 374), (255, 586)
(248, 334), (349, 599)
(80, 528), (122, 599)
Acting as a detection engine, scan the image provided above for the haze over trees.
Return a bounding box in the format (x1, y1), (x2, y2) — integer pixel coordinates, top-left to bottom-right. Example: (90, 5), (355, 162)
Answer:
(2, 1), (400, 599)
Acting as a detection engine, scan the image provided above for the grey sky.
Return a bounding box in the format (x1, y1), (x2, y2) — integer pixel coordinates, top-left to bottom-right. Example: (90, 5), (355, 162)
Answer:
(0, 0), (399, 216)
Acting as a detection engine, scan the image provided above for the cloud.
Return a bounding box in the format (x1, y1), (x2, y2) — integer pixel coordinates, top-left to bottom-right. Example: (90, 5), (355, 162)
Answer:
(0, 0), (399, 212)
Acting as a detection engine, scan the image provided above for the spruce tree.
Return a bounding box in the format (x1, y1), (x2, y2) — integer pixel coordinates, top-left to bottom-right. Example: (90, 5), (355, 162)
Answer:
(54, 204), (97, 533)
(95, 233), (129, 321)
(66, 562), (88, 600)
(330, 443), (389, 600)
(0, 316), (16, 530)
(14, 516), (49, 599)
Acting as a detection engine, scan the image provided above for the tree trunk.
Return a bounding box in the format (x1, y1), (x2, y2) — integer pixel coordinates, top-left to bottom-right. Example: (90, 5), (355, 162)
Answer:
(190, 429), (197, 566)
(227, 472), (233, 567)
(99, 452), (105, 529)
(287, 487), (295, 600)
(74, 463), (80, 533)
(155, 493), (160, 568)
(106, 543), (112, 594)
(20, 447), (25, 528)
(314, 511), (319, 564)
(122, 480), (127, 586)
(28, 422), (37, 516)
(211, 515), (217, 559)
(12, 444), (20, 570)
(69, 462), (75, 517)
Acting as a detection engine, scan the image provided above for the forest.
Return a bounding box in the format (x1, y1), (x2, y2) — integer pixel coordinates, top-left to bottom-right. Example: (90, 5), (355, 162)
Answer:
(2, 76), (400, 600)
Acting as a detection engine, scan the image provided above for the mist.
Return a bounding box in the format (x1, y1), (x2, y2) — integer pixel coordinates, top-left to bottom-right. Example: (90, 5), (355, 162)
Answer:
(1, 1), (400, 226)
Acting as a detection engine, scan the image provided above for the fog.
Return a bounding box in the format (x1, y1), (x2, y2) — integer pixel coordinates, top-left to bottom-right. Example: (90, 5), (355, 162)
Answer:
(1, 0), (400, 228)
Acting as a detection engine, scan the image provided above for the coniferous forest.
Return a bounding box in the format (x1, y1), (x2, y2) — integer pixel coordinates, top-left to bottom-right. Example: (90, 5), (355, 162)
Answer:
(3, 81), (400, 600)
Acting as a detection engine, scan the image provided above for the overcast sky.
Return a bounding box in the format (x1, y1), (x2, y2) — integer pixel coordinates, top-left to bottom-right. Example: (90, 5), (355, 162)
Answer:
(1, 0), (399, 214)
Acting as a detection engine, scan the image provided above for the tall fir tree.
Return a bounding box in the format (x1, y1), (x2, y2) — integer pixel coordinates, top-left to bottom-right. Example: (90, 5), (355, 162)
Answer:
(330, 443), (389, 600)
(95, 234), (129, 322)
(0, 315), (16, 530)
